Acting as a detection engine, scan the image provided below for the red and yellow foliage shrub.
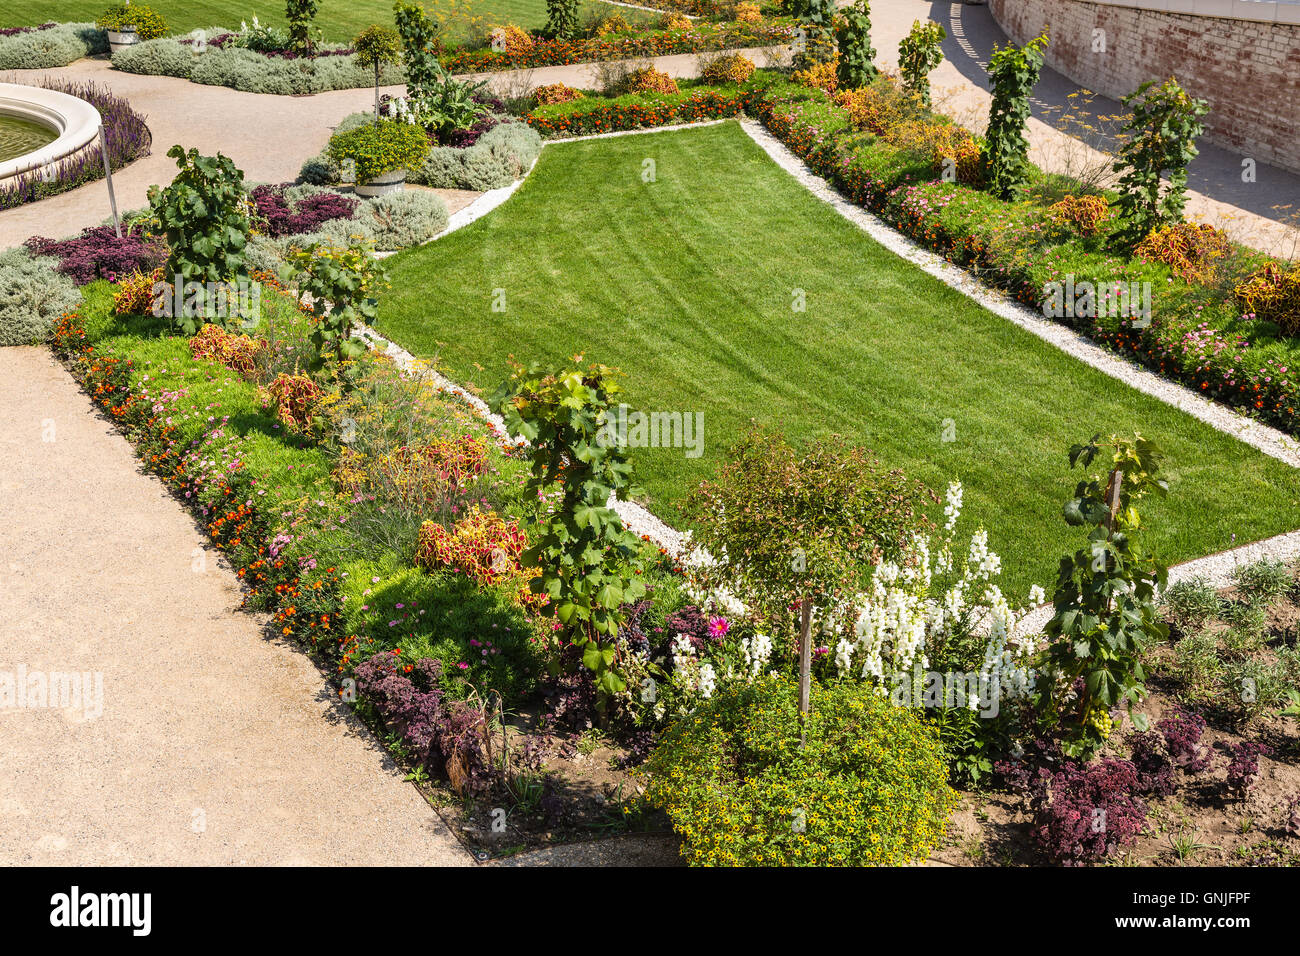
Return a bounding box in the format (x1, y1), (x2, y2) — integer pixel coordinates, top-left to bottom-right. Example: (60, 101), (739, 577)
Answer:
(266, 372), (322, 432)
(625, 67), (680, 95)
(1236, 262), (1300, 335)
(415, 506), (543, 607)
(733, 2), (761, 23)
(532, 82), (584, 107)
(658, 12), (692, 31)
(492, 24), (534, 54)
(189, 323), (270, 379)
(1134, 222), (1231, 284)
(701, 52), (755, 85)
(1047, 194), (1111, 238)
(793, 55), (838, 93)
(113, 266), (164, 316)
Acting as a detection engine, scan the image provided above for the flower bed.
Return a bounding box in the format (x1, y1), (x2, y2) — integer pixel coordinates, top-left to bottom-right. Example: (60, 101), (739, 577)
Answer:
(0, 78), (151, 211)
(526, 77), (773, 138)
(440, 20), (793, 73)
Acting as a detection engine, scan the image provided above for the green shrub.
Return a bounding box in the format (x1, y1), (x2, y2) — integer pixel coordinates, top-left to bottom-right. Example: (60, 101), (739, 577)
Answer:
(327, 118), (431, 184)
(833, 0), (877, 91)
(0, 23), (107, 70)
(1232, 558), (1295, 605)
(97, 3), (168, 40)
(642, 676), (956, 866)
(1160, 577), (1222, 631)
(0, 248), (81, 347)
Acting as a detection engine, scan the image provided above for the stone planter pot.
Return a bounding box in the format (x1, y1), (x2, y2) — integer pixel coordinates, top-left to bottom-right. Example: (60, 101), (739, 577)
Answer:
(355, 168), (406, 198)
(107, 29), (139, 54)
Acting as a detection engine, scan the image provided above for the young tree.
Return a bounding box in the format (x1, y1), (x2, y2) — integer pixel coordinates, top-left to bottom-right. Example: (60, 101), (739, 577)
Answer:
(394, 0), (446, 101)
(353, 25), (403, 120)
(792, 0), (837, 72)
(834, 0), (878, 91)
(898, 19), (946, 107)
(684, 425), (933, 743)
(984, 31), (1048, 201)
(1112, 77), (1209, 248)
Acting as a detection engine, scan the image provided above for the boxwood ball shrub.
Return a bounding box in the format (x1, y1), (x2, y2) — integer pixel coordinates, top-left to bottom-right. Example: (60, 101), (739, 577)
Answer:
(327, 118), (431, 184)
(0, 248), (82, 347)
(642, 675), (956, 866)
(0, 23), (107, 70)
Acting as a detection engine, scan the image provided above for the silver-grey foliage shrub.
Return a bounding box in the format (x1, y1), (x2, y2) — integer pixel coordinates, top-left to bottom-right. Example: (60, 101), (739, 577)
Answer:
(110, 34), (196, 77)
(351, 190), (449, 250)
(0, 248), (81, 347)
(0, 22), (107, 70)
(412, 122), (541, 190)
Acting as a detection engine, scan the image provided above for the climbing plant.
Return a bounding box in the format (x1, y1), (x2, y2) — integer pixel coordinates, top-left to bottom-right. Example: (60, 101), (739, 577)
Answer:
(1041, 433), (1170, 759)
(834, 0), (877, 91)
(489, 359), (647, 706)
(543, 0), (583, 41)
(898, 19), (946, 107)
(285, 241), (389, 380)
(792, 0), (836, 72)
(285, 0), (319, 55)
(1112, 77), (1209, 249)
(984, 31), (1048, 201)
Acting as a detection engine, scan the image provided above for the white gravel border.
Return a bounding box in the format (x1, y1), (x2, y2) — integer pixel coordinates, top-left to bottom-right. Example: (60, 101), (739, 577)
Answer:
(355, 117), (1300, 631)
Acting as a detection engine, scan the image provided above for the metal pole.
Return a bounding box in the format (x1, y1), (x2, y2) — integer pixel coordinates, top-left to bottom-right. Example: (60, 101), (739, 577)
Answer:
(98, 125), (121, 239)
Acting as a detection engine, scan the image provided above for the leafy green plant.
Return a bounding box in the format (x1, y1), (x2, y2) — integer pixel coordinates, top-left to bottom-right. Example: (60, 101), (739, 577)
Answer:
(543, 0), (583, 41)
(489, 359), (647, 704)
(898, 19), (945, 107)
(411, 74), (489, 140)
(327, 118), (431, 184)
(1231, 559), (1294, 606)
(353, 25), (403, 119)
(833, 0), (877, 91)
(97, 3), (168, 39)
(148, 145), (251, 335)
(285, 0), (320, 55)
(394, 0), (446, 100)
(792, 0), (836, 72)
(984, 32), (1048, 201)
(1113, 77), (1208, 248)
(1042, 433), (1170, 758)
(285, 241), (388, 377)
(641, 675), (957, 866)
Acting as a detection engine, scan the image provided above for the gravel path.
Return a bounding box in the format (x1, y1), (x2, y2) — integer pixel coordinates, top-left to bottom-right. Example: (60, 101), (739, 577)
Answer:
(0, 346), (470, 866)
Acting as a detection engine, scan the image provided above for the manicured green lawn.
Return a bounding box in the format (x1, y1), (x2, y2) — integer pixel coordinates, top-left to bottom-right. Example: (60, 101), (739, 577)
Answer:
(375, 121), (1300, 596)
(1, 0), (623, 41)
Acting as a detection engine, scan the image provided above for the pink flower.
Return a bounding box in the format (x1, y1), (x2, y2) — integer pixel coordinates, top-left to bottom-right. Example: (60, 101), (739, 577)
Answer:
(707, 616), (729, 640)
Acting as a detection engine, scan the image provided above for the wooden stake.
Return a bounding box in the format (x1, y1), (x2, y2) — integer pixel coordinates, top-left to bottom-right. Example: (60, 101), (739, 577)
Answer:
(99, 125), (121, 239)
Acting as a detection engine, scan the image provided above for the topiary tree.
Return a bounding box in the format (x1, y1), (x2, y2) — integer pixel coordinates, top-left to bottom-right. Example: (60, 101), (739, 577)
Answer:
(353, 25), (403, 120)
(285, 0), (319, 55)
(984, 31), (1048, 201)
(489, 358), (648, 710)
(148, 144), (251, 335)
(1112, 77), (1208, 249)
(898, 18), (945, 107)
(543, 0), (582, 41)
(683, 424), (933, 742)
(833, 0), (877, 92)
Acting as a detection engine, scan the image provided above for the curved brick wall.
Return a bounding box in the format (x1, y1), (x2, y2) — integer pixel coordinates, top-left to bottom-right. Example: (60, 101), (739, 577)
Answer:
(987, 0), (1300, 174)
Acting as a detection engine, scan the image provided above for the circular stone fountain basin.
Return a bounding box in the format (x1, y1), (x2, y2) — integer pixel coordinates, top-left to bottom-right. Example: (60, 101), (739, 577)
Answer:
(0, 82), (102, 183)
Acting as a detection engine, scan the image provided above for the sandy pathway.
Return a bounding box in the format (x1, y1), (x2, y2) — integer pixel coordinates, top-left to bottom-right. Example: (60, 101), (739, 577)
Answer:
(0, 346), (469, 866)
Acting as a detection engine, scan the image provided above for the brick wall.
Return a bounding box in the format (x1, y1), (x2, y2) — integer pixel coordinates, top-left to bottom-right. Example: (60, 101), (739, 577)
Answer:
(988, 0), (1300, 174)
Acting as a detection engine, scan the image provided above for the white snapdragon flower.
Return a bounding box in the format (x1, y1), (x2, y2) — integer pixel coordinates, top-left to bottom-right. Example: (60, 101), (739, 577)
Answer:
(943, 480), (963, 533)
(697, 663), (717, 699)
(1028, 584), (1046, 605)
(834, 638), (855, 674)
